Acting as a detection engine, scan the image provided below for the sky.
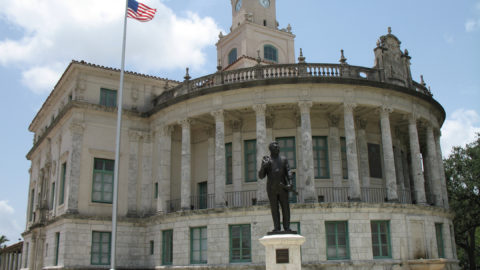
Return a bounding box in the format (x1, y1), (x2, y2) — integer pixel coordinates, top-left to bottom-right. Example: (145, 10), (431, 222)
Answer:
(0, 0), (479, 246)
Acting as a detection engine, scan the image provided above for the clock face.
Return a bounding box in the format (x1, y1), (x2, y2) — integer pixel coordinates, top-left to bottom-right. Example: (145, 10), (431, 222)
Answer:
(235, 0), (242, 11)
(259, 0), (270, 8)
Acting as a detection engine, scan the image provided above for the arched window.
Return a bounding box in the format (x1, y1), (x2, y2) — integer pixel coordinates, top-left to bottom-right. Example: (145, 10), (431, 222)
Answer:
(228, 48), (237, 65)
(264, 44), (278, 62)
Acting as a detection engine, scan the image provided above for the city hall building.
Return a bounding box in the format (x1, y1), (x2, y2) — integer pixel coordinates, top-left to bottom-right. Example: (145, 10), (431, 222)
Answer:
(21, 0), (458, 269)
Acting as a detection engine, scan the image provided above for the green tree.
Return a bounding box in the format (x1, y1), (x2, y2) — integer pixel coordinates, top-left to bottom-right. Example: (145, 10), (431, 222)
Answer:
(0, 235), (8, 248)
(444, 134), (480, 270)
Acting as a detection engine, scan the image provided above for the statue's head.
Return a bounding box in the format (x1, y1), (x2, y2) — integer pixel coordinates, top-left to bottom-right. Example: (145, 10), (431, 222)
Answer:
(269, 141), (280, 156)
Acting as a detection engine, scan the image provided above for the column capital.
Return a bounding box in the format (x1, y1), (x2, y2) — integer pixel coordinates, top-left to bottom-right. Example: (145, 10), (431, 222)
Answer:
(378, 105), (393, 116)
(128, 129), (142, 142)
(156, 125), (173, 137)
(298, 101), (313, 114)
(69, 121), (85, 134)
(343, 102), (357, 112)
(252, 103), (267, 115)
(328, 114), (340, 127)
(211, 109), (225, 122)
(356, 118), (367, 130)
(179, 118), (192, 128)
(406, 113), (418, 125)
(230, 120), (243, 132)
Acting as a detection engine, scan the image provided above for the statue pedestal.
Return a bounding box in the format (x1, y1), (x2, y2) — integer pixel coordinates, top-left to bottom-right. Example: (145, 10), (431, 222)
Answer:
(259, 234), (305, 270)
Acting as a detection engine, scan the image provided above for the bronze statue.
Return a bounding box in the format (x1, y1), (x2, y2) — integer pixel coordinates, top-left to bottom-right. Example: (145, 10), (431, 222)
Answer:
(258, 141), (296, 234)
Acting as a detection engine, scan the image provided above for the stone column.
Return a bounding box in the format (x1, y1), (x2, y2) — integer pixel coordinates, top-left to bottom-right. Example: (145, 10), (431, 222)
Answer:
(426, 125), (442, 206)
(266, 115), (274, 143)
(298, 101), (317, 202)
(127, 130), (140, 216)
(212, 110), (226, 208)
(435, 131), (449, 209)
(408, 115), (427, 204)
(180, 119), (192, 210)
(253, 104), (268, 205)
(232, 121), (243, 205)
(67, 121), (84, 214)
(356, 119), (370, 190)
(207, 128), (215, 198)
(393, 136), (406, 202)
(328, 115), (342, 188)
(141, 133), (153, 214)
(295, 114), (304, 192)
(156, 125), (172, 213)
(379, 106), (398, 201)
(343, 103), (361, 201)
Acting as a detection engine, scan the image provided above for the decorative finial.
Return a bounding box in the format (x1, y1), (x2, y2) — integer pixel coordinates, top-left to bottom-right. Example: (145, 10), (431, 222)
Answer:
(388, 27), (392, 34)
(218, 32), (224, 39)
(217, 59), (222, 72)
(339, 49), (347, 64)
(256, 50), (262, 64)
(420, 75), (426, 86)
(298, 48), (306, 63)
(404, 49), (409, 56)
(376, 39), (381, 47)
(184, 67), (191, 81)
(287, 24), (292, 33)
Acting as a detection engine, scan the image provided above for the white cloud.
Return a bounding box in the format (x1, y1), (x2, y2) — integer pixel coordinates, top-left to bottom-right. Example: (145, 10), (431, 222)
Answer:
(465, 19), (480, 32)
(0, 0), (222, 94)
(441, 109), (480, 157)
(0, 200), (22, 245)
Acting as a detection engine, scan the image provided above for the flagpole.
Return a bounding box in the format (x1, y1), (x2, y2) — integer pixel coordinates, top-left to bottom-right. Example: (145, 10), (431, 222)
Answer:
(111, 0), (129, 269)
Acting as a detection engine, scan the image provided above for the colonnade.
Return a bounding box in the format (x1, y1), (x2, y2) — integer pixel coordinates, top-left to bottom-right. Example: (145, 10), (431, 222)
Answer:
(0, 250), (22, 270)
(155, 101), (448, 212)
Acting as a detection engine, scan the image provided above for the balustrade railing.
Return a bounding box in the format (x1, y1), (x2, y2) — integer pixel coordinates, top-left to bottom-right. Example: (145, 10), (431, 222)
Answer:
(225, 190), (257, 207)
(153, 63), (431, 107)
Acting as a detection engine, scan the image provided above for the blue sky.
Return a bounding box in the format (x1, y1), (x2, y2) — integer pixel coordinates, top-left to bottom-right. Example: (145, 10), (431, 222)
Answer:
(0, 0), (479, 245)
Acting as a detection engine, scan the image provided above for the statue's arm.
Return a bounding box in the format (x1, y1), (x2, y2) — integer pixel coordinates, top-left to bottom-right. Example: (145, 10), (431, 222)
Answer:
(284, 158), (293, 186)
(258, 158), (268, 179)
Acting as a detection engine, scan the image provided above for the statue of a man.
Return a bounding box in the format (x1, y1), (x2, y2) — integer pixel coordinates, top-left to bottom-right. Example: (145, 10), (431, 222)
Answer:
(258, 141), (294, 233)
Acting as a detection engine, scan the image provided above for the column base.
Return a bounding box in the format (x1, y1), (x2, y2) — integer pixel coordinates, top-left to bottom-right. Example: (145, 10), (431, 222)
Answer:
(303, 197), (317, 203)
(386, 199), (399, 203)
(348, 197), (362, 202)
(256, 200), (269, 206)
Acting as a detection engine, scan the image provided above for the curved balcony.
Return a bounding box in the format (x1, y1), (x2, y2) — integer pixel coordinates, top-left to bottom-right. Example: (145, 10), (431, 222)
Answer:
(152, 62), (436, 112)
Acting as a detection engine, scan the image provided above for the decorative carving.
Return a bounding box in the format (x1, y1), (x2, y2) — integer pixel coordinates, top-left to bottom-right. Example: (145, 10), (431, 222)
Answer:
(179, 118), (192, 129)
(298, 101), (313, 114)
(327, 114), (339, 127)
(343, 102), (357, 113)
(356, 118), (367, 130)
(69, 121), (85, 134)
(252, 104), (267, 115)
(211, 109), (224, 122)
(230, 120), (243, 132)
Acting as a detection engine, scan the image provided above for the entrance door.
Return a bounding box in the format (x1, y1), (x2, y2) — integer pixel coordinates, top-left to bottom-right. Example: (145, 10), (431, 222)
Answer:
(198, 182), (207, 209)
(276, 137), (297, 203)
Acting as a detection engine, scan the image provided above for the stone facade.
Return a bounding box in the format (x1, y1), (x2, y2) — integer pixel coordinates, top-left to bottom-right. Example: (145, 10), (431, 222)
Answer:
(22, 1), (458, 269)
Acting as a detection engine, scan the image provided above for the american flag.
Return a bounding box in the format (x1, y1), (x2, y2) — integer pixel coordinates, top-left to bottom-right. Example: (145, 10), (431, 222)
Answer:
(127, 0), (156, 22)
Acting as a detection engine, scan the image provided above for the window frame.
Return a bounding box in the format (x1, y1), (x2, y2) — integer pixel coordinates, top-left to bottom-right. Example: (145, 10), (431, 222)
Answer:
(150, 240), (154, 255)
(263, 44), (278, 62)
(59, 162), (66, 205)
(54, 232), (60, 265)
(435, 223), (445, 258)
(91, 158), (115, 204)
(325, 221), (350, 260)
(229, 224), (251, 263)
(371, 220), (392, 259)
(100, 88), (117, 107)
(368, 143), (383, 178)
(226, 142), (233, 185)
(50, 182), (56, 209)
(190, 226), (208, 264)
(340, 137), (348, 179)
(244, 140), (257, 183)
(91, 231), (111, 265)
(162, 229), (173, 265)
(313, 136), (330, 179)
(29, 188), (35, 222)
(228, 48), (238, 65)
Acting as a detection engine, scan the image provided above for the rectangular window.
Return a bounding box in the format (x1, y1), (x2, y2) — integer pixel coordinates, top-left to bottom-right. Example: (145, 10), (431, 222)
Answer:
(226, 143), (233, 185)
(229, 224), (251, 263)
(92, 158), (114, 203)
(326, 221), (349, 260)
(162, 230), (173, 265)
(24, 242), (29, 267)
(244, 140), (257, 182)
(29, 189), (35, 221)
(154, 183), (158, 199)
(368, 143), (383, 178)
(50, 182), (55, 209)
(54, 232), (60, 265)
(100, 88), (117, 107)
(190, 227), (207, 264)
(435, 223), (445, 258)
(313, 136), (329, 178)
(371, 221), (391, 258)
(59, 162), (66, 205)
(150, 240), (154, 255)
(340, 137), (348, 179)
(91, 231), (111, 265)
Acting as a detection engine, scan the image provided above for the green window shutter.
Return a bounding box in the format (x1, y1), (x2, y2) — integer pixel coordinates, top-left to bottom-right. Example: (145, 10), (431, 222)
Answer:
(91, 231), (111, 265)
(371, 221), (392, 258)
(50, 182), (55, 209)
(228, 48), (238, 65)
(59, 163), (66, 205)
(313, 136), (329, 178)
(368, 143), (383, 178)
(340, 137), (348, 179)
(150, 240), (154, 255)
(162, 230), (173, 265)
(226, 143), (233, 185)
(325, 221), (350, 260)
(100, 88), (117, 107)
(190, 227), (207, 264)
(244, 140), (257, 182)
(92, 158), (115, 203)
(29, 189), (35, 221)
(154, 183), (159, 199)
(54, 232), (60, 265)
(435, 223), (445, 258)
(229, 224), (251, 263)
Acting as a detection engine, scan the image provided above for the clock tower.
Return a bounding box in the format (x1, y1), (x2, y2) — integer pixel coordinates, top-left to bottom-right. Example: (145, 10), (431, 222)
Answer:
(217, 0), (296, 70)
